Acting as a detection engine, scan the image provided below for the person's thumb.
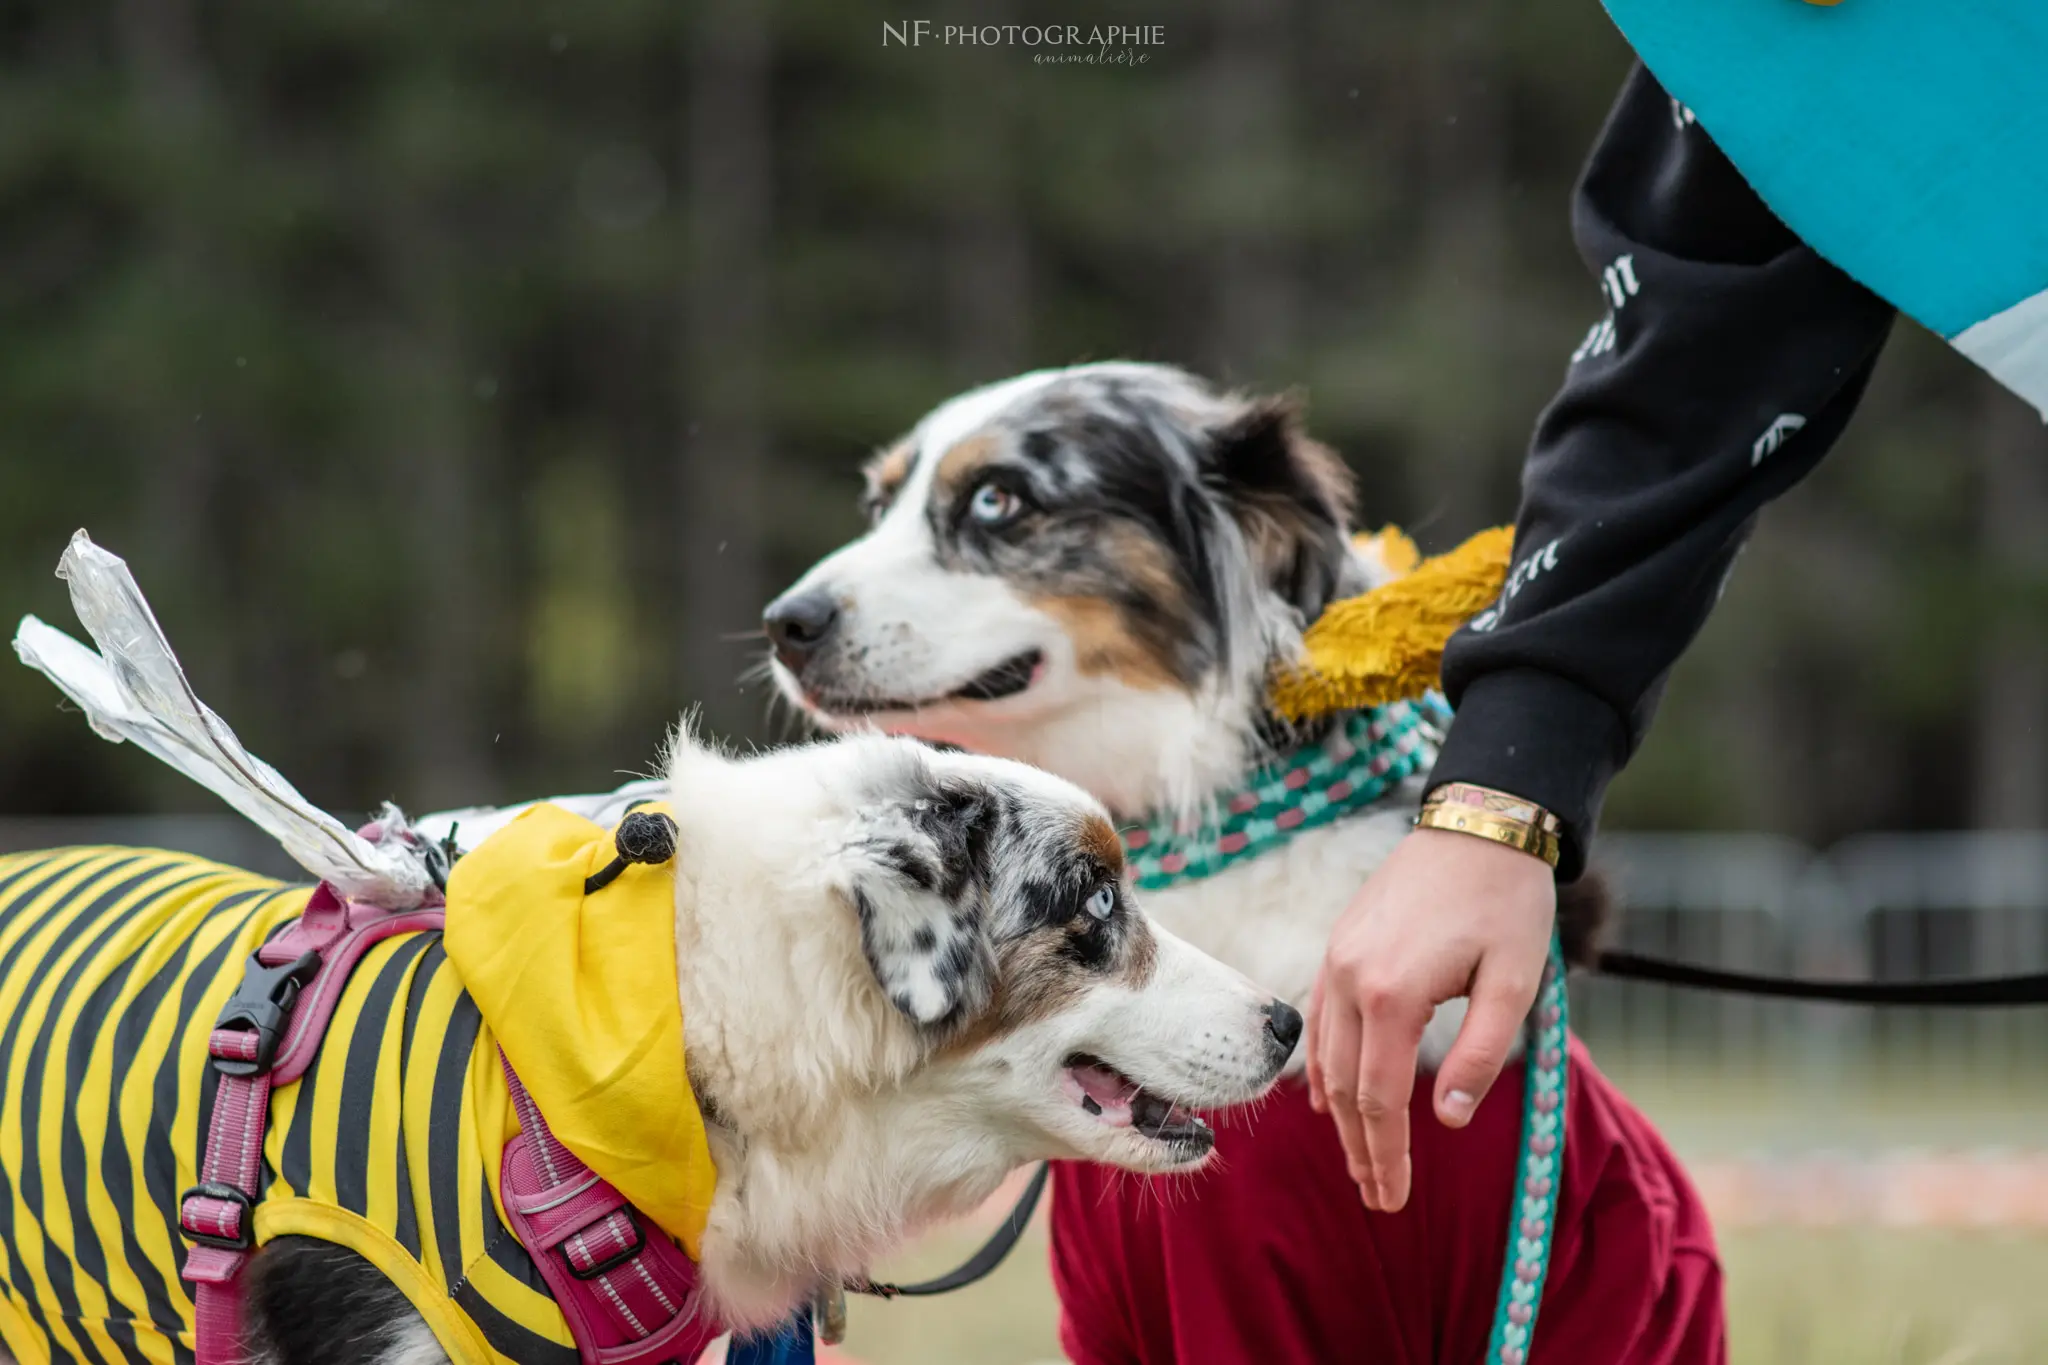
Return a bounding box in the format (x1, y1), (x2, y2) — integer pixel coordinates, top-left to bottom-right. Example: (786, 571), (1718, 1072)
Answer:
(1432, 966), (1539, 1128)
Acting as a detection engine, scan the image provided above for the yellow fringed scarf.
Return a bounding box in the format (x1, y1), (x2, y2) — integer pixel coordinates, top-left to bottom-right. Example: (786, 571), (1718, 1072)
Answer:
(1268, 524), (1514, 720)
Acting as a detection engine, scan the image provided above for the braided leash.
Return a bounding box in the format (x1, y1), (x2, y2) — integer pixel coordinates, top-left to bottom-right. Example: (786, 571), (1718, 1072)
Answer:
(1487, 935), (1569, 1365)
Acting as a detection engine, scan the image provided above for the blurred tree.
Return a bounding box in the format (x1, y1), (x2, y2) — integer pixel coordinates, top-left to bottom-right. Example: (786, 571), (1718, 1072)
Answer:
(1971, 378), (2048, 829)
(940, 0), (1030, 382)
(0, 0), (2034, 846)
(682, 0), (772, 740)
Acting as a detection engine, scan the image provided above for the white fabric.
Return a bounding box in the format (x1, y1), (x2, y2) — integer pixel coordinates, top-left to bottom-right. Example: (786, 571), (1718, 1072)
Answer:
(1954, 286), (2048, 421)
(11, 530), (433, 906)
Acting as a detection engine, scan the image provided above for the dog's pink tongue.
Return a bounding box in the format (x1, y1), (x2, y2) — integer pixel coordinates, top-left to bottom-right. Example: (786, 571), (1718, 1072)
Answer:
(1064, 1062), (1139, 1126)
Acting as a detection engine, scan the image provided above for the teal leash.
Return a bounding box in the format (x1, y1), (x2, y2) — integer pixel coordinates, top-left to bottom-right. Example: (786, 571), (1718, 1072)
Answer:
(1486, 933), (1569, 1365)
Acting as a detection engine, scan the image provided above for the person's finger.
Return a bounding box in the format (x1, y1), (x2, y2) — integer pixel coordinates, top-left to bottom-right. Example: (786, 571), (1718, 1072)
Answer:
(1317, 996), (1375, 1205)
(1305, 969), (1328, 1115)
(1355, 986), (1422, 1213)
(1434, 964), (1542, 1128)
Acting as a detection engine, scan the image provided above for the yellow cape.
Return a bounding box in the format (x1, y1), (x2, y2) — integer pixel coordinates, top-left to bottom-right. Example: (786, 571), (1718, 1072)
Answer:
(445, 802), (717, 1259)
(1268, 524), (1514, 720)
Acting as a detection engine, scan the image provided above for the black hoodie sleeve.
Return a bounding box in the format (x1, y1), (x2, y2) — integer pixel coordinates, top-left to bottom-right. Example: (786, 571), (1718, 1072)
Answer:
(1429, 65), (1898, 880)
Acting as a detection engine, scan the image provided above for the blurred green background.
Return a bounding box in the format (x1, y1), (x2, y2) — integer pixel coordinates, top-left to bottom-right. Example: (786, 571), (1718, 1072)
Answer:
(833, 1213), (2048, 1365)
(3, 4), (2045, 1362)
(3, 0), (2040, 832)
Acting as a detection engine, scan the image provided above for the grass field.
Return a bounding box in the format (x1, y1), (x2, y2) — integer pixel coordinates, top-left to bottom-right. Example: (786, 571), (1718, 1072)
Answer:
(1725, 1230), (2048, 1364)
(837, 1223), (2048, 1365)
(835, 1063), (2048, 1364)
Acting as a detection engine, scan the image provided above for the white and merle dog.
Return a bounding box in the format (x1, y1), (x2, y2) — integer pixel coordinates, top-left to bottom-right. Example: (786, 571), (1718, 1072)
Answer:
(762, 361), (1603, 1078)
(232, 730), (1298, 1361)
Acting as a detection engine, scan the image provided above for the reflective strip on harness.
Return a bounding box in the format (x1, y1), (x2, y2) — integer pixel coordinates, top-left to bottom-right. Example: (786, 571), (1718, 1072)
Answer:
(176, 883), (731, 1365)
(497, 1054), (723, 1365)
(179, 886), (449, 1363)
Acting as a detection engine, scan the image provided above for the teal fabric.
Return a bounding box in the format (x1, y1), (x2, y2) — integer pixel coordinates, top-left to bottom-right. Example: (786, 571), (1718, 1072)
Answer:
(1600, 0), (2048, 340)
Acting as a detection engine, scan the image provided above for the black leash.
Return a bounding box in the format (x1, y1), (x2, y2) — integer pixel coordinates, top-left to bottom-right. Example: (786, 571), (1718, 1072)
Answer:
(853, 1162), (1051, 1299)
(1597, 949), (2048, 1006)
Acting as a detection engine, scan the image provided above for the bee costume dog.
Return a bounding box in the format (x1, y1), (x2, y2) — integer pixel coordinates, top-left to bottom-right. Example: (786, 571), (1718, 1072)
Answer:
(3, 534), (733, 1365)
(0, 804), (718, 1365)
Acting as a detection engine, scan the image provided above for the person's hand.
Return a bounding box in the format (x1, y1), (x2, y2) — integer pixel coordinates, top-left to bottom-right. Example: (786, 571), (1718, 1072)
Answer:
(1306, 826), (1555, 1211)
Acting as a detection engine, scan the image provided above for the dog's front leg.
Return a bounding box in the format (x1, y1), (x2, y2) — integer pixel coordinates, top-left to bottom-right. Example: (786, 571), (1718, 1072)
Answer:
(242, 1236), (449, 1365)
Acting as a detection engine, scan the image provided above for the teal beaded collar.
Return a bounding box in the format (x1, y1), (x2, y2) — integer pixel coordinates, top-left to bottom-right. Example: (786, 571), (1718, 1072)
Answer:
(1118, 696), (1450, 893)
(1115, 694), (1567, 1365)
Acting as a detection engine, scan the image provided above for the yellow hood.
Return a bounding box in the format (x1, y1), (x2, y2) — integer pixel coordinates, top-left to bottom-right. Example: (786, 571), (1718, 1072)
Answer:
(445, 801), (717, 1259)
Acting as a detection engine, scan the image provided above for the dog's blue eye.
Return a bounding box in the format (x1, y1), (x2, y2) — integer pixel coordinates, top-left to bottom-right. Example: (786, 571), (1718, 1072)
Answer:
(1086, 885), (1115, 921)
(967, 482), (1022, 525)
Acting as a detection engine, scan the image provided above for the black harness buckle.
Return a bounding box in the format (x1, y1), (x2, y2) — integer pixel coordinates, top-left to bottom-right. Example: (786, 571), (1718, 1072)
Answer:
(566, 1215), (646, 1281)
(211, 948), (322, 1077)
(179, 1181), (257, 1250)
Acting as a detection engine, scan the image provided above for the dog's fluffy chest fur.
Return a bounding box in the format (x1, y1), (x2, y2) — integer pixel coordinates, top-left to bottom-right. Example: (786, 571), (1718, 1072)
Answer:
(1138, 786), (1474, 1074)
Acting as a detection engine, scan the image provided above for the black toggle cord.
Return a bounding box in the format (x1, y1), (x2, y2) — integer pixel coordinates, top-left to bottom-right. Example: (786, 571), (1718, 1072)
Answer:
(584, 810), (680, 894)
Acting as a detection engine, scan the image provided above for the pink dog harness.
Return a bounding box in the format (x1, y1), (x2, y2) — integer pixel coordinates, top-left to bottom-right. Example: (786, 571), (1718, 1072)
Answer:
(178, 877), (728, 1365)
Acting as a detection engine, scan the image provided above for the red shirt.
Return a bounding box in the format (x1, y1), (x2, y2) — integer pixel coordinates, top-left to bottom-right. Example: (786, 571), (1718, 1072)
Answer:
(1051, 1038), (1724, 1364)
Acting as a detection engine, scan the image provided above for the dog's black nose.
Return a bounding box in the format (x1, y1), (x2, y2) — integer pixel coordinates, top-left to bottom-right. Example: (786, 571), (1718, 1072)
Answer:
(1264, 999), (1304, 1058)
(763, 590), (840, 673)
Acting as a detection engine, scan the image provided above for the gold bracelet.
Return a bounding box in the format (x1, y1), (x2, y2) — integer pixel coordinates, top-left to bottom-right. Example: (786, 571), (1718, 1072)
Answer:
(1414, 804), (1561, 867)
(1421, 781), (1562, 836)
(1414, 786), (1562, 868)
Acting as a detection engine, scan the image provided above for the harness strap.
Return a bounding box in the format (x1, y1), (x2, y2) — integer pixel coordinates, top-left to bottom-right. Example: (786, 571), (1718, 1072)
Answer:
(175, 879), (733, 1365)
(175, 876), (740, 1365)
(178, 882), (447, 1365)
(497, 1056), (723, 1365)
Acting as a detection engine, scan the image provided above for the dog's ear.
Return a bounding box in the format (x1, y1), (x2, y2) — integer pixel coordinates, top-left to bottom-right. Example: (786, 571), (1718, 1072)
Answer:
(837, 770), (1000, 1033)
(1206, 395), (1357, 621)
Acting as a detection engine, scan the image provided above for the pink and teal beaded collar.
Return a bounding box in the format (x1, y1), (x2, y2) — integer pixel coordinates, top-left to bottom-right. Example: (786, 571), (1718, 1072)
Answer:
(1118, 697), (1448, 893)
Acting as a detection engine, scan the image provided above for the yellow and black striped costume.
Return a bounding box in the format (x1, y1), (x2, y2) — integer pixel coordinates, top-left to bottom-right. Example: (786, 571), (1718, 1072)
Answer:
(0, 814), (716, 1365)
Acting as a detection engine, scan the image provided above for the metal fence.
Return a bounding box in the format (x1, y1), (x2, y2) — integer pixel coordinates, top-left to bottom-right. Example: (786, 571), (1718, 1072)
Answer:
(1586, 832), (2048, 1087)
